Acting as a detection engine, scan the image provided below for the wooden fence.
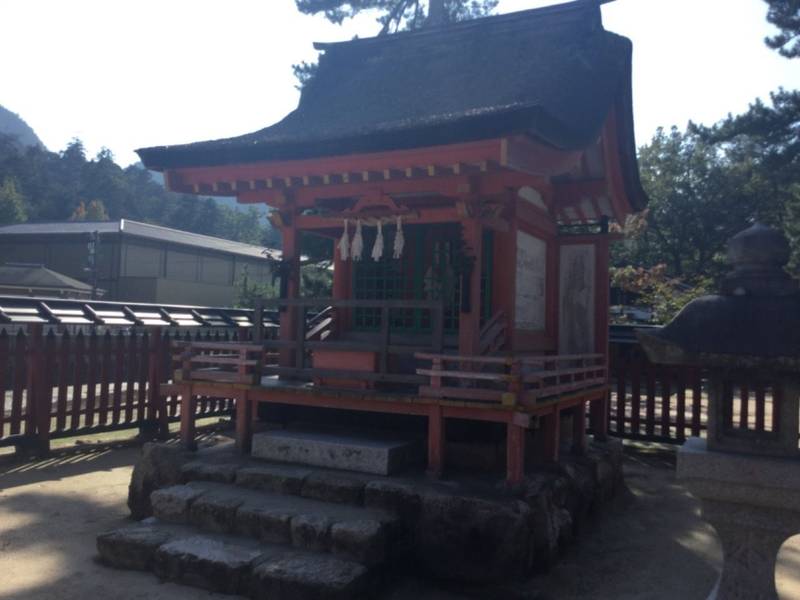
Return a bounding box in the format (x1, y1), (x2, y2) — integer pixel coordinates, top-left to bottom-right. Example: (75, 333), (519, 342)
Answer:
(0, 324), (251, 452)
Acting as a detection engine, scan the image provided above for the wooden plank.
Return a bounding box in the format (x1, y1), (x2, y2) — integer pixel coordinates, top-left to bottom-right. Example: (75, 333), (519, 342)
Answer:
(676, 368), (686, 442)
(10, 330), (25, 435)
(660, 369), (671, 438)
(645, 365), (656, 437)
(417, 368), (511, 382)
(138, 331), (149, 422)
(631, 360), (642, 436)
(691, 367), (702, 437)
(506, 423), (526, 484)
(111, 331), (124, 425)
(188, 370), (253, 384)
(0, 332), (8, 436)
(99, 331), (111, 425)
(85, 332), (98, 428)
(70, 332), (85, 430)
(124, 332), (137, 423)
(55, 331), (70, 431)
(419, 385), (504, 402)
(739, 383), (749, 430)
(615, 360), (626, 435)
(427, 404), (444, 478)
(755, 382), (766, 432)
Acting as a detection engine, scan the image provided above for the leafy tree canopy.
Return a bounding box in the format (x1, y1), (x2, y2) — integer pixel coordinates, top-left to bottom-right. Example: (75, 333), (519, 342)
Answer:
(764, 0), (800, 58)
(295, 0), (497, 34)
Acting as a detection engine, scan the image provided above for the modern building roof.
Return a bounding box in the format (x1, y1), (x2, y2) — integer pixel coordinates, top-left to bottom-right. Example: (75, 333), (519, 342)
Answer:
(136, 1), (639, 182)
(0, 263), (96, 295)
(0, 219), (279, 260)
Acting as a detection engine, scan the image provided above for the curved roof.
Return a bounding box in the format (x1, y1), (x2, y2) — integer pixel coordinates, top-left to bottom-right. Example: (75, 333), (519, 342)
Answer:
(138, 2), (646, 211)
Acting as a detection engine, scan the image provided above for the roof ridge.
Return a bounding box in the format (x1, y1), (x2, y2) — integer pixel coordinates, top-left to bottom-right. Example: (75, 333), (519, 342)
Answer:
(313, 0), (603, 51)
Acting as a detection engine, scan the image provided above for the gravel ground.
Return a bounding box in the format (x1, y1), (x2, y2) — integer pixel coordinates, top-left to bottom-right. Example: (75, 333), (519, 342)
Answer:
(0, 441), (797, 600)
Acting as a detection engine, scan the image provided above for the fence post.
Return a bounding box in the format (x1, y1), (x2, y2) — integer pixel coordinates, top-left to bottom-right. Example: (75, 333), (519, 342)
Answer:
(147, 327), (168, 440)
(26, 323), (50, 457)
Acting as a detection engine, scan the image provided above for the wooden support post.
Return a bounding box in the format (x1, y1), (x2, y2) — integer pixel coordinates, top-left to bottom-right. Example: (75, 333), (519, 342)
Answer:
(235, 391), (252, 453)
(27, 324), (50, 457)
(590, 394), (609, 441)
(279, 221), (300, 369)
(179, 384), (197, 451)
(458, 217), (483, 356)
(427, 404), (445, 478)
(148, 327), (169, 439)
(506, 423), (526, 485)
(542, 408), (560, 463)
(253, 298), (264, 343)
(572, 401), (587, 454)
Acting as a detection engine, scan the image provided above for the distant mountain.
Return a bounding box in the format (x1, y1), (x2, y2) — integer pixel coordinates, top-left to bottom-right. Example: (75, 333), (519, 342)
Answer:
(0, 105), (43, 149)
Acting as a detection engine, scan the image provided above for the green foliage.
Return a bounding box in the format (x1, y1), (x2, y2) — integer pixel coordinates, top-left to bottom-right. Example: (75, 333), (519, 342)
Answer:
(295, 0), (496, 33)
(0, 105), (42, 149)
(0, 133), (279, 248)
(613, 125), (779, 281)
(234, 264), (278, 308)
(764, 0), (800, 58)
(610, 264), (713, 324)
(0, 176), (27, 224)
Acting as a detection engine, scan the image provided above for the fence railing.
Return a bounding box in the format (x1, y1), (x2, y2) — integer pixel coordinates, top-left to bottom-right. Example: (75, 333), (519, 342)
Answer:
(0, 321), (266, 452)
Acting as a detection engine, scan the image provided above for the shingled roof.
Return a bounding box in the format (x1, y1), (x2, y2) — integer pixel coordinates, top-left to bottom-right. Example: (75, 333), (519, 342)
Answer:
(138, 1), (638, 185)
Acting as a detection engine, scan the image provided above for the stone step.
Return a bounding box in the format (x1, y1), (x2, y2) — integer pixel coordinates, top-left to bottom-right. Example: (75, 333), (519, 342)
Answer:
(250, 429), (423, 476)
(150, 481), (397, 565)
(97, 520), (374, 599)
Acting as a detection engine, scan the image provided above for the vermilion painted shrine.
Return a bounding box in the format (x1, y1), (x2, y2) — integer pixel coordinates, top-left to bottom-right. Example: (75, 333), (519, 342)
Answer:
(138, 0), (646, 485)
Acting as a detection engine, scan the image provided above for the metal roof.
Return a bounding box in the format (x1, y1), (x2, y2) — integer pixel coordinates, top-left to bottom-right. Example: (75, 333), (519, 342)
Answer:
(0, 219), (280, 260)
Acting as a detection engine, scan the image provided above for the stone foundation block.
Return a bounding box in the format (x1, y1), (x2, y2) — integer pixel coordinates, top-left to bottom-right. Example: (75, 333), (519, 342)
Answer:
(301, 472), (366, 505)
(291, 513), (334, 552)
(330, 519), (387, 565)
(153, 535), (262, 595)
(235, 464), (311, 495)
(236, 503), (295, 544)
(151, 485), (204, 524)
(250, 553), (370, 600)
(189, 491), (245, 534)
(96, 524), (174, 571)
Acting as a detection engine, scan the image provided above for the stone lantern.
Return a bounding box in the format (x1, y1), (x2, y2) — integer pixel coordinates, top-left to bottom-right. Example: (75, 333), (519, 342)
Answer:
(638, 223), (800, 599)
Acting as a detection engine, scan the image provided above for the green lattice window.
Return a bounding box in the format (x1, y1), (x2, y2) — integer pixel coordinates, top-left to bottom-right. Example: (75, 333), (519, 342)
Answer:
(352, 224), (464, 334)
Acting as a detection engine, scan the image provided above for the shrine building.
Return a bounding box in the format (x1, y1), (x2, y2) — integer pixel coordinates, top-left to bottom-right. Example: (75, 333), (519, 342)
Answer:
(138, 0), (646, 484)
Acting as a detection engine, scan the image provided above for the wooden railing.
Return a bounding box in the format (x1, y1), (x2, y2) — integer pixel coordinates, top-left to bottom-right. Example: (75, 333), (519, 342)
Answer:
(478, 310), (507, 355)
(173, 341), (271, 385)
(260, 298), (445, 386)
(416, 352), (607, 407)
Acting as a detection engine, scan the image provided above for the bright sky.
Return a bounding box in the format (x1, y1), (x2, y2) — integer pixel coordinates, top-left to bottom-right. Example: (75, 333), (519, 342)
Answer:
(1, 0), (797, 166)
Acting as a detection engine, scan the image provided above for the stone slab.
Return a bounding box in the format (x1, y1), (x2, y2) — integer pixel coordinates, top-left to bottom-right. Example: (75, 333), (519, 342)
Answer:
(153, 534), (264, 595)
(150, 484), (204, 524)
(96, 523), (175, 571)
(235, 464), (312, 495)
(251, 552), (370, 600)
(251, 430), (421, 476)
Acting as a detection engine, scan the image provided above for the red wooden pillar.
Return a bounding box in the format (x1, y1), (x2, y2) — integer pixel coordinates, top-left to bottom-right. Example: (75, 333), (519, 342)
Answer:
(506, 423), (526, 485)
(235, 390), (253, 453)
(542, 407), (560, 463)
(279, 220), (301, 368)
(332, 237), (351, 333)
(147, 327), (169, 439)
(427, 404), (445, 478)
(572, 401), (587, 454)
(179, 384), (197, 451)
(590, 236), (610, 441)
(26, 324), (50, 457)
(458, 216), (483, 356)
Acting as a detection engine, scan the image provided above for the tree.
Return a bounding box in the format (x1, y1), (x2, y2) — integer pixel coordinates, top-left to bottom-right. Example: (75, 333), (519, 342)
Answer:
(293, 0), (497, 86)
(0, 176), (27, 224)
(613, 126), (776, 282)
(764, 0), (800, 58)
(295, 0), (497, 34)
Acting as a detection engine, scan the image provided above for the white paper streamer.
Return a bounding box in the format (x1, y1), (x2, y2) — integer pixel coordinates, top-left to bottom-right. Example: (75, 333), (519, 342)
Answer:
(338, 218), (350, 261)
(372, 220), (384, 262)
(351, 219), (363, 261)
(393, 216), (405, 259)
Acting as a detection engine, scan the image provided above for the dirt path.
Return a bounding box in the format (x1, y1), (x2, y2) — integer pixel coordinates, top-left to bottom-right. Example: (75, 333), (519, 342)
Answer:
(0, 442), (797, 600)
